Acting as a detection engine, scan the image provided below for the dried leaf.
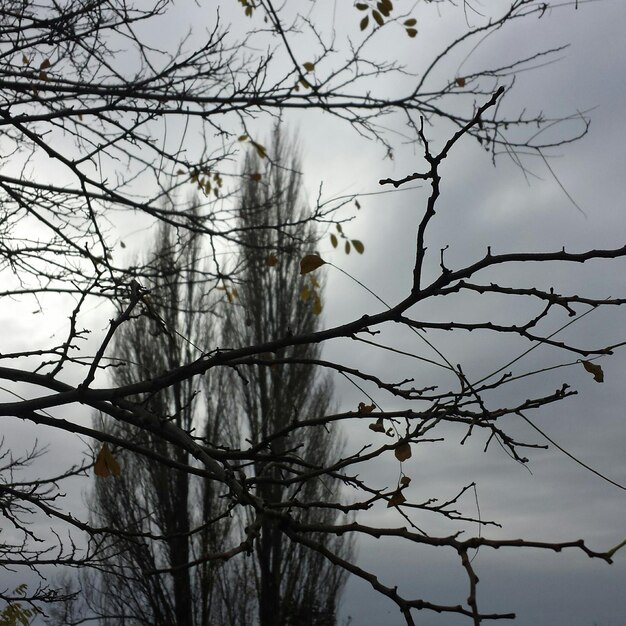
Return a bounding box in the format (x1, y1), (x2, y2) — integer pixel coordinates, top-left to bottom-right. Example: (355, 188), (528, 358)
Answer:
(360, 15), (369, 30)
(300, 285), (311, 301)
(455, 77), (466, 87)
(345, 240), (351, 255)
(355, 199), (361, 210)
(581, 360), (604, 383)
(120, 241), (126, 249)
(394, 442), (412, 462)
(377, 0), (392, 17)
(358, 402), (376, 414)
(238, 134), (248, 141)
(22, 54), (30, 65)
(369, 418), (385, 433)
(356, 2), (368, 9)
(404, 18), (417, 27)
(352, 239), (364, 254)
(303, 62), (315, 72)
(265, 254), (278, 267)
(406, 28), (417, 38)
(300, 254), (326, 275)
(94, 443), (121, 478)
(330, 233), (338, 248)
(372, 9), (384, 26)
(40, 58), (51, 70)
(387, 490), (406, 508)
(400, 475), (411, 486)
(250, 173), (262, 182)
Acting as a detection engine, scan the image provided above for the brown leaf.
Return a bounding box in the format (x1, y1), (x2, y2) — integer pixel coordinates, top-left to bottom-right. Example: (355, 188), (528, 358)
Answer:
(400, 475), (411, 486)
(39, 58), (51, 70)
(303, 62), (315, 72)
(360, 15), (369, 30)
(250, 173), (262, 182)
(352, 239), (364, 254)
(265, 254), (278, 267)
(94, 443), (121, 478)
(358, 402), (376, 414)
(581, 360), (604, 383)
(387, 490), (406, 508)
(330, 233), (338, 248)
(406, 28), (417, 38)
(394, 442), (412, 462)
(300, 254), (326, 275)
(455, 77), (466, 87)
(369, 418), (385, 433)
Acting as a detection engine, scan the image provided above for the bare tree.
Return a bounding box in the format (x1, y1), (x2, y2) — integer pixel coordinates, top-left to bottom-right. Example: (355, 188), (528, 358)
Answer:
(52, 221), (247, 626)
(2, 2), (626, 625)
(221, 126), (352, 626)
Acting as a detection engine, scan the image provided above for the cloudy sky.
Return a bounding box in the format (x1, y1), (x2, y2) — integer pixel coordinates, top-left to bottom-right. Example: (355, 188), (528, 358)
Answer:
(293, 2), (626, 625)
(3, 1), (626, 625)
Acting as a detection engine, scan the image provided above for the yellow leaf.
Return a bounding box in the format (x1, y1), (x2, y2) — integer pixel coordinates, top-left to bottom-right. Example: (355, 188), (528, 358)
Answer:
(312, 294), (322, 315)
(300, 285), (311, 301)
(265, 254), (278, 267)
(394, 442), (412, 462)
(387, 490), (406, 508)
(455, 77), (466, 87)
(94, 443), (121, 478)
(358, 402), (376, 414)
(251, 141), (267, 159)
(299, 254), (326, 275)
(352, 239), (364, 254)
(606, 538), (626, 559)
(581, 360), (604, 383)
(303, 62), (315, 72)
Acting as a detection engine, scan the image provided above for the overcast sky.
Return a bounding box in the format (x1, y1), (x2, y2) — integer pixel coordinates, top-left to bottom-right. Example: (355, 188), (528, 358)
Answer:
(3, 2), (626, 625)
(296, 2), (626, 625)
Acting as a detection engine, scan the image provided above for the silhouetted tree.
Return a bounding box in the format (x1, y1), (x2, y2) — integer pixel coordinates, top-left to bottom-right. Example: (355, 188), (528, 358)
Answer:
(221, 127), (352, 626)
